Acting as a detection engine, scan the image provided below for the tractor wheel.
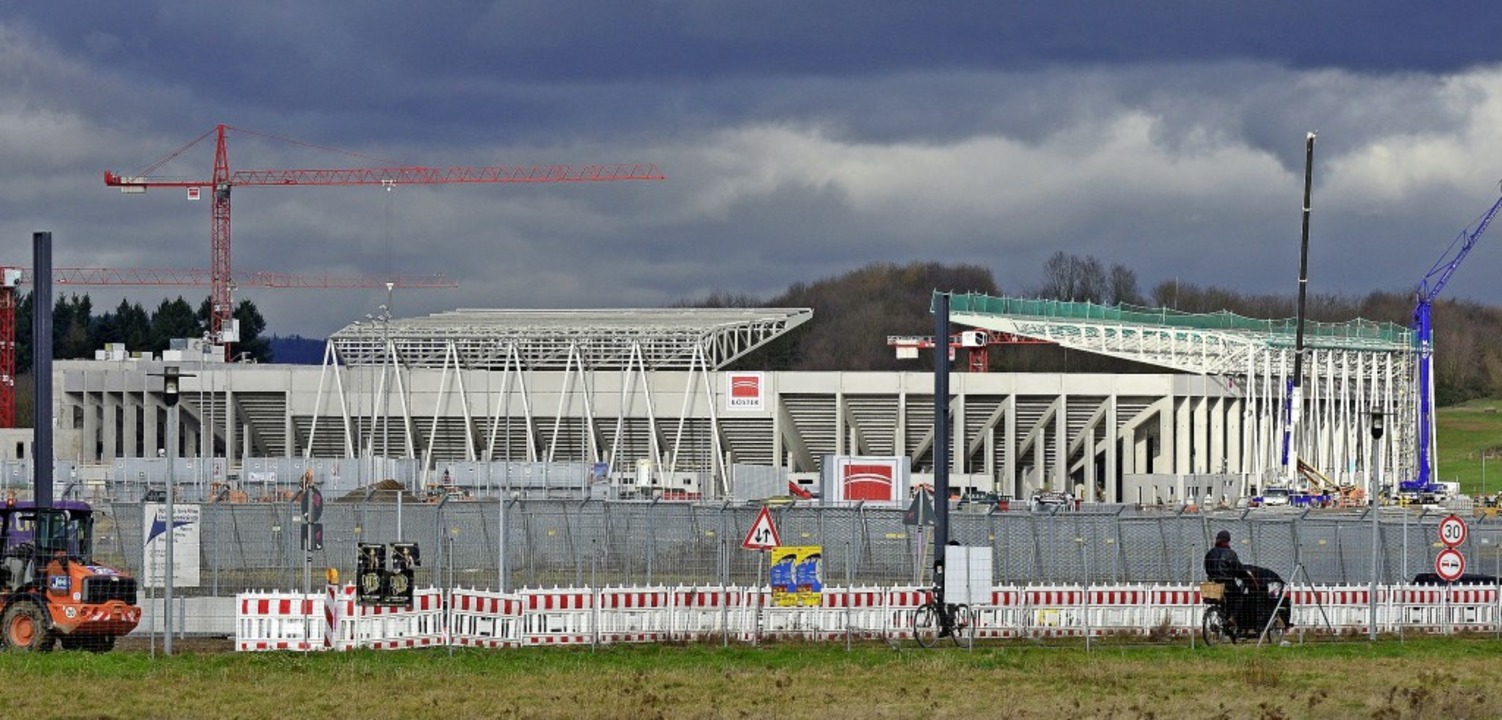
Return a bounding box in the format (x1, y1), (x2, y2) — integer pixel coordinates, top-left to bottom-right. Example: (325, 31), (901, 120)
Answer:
(2, 601), (56, 652)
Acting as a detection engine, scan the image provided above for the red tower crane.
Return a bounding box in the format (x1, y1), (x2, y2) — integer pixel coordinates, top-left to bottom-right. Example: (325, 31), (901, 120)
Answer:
(0, 265), (456, 428)
(104, 124), (665, 351)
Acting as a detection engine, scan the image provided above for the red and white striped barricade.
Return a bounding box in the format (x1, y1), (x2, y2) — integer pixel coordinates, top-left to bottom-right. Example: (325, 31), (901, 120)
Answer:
(596, 586), (671, 644)
(1086, 585), (1154, 637)
(749, 586), (825, 640)
(1285, 585), (1370, 634)
(885, 586), (930, 640)
(1445, 585), (1498, 632)
(669, 586), (744, 640)
(972, 588), (1021, 639)
(1025, 585), (1087, 637)
(1397, 585), (1449, 633)
(324, 582), (345, 651)
(1148, 584), (1200, 636)
(236, 591), (324, 652)
(448, 587), (522, 648)
(351, 587), (447, 650)
(519, 588), (594, 645)
(1397, 584), (1500, 634)
(818, 586), (888, 641)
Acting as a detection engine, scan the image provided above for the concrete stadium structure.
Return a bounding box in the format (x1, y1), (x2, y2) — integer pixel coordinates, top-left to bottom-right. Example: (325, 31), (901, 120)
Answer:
(35, 293), (1417, 505)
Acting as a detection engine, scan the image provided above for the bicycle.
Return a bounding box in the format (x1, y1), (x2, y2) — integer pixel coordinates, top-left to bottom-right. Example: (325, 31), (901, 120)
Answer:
(914, 597), (973, 648)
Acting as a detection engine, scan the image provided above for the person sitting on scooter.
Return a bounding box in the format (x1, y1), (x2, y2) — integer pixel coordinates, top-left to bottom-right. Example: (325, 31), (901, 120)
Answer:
(1204, 529), (1257, 626)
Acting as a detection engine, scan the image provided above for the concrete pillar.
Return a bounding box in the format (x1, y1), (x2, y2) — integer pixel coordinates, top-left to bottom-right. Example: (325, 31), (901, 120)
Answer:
(953, 392), (966, 476)
(225, 386), (236, 466)
(1106, 394), (1119, 503)
(1192, 395), (1210, 474)
(1210, 396), (1227, 474)
(1054, 394), (1068, 491)
(144, 393), (160, 458)
(1159, 402), (1175, 474)
(102, 390), (119, 463)
(1003, 395), (1016, 498)
(81, 388), (99, 463)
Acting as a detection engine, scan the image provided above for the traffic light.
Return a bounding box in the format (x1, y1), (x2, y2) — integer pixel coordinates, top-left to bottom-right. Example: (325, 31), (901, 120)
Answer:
(300, 485), (324, 524)
(301, 522), (324, 551)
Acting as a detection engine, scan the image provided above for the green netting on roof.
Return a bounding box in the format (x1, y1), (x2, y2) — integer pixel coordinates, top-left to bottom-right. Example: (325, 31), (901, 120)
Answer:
(940, 292), (1410, 349)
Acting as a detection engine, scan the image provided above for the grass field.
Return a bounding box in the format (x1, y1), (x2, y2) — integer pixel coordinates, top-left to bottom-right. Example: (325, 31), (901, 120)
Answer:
(1437, 400), (1502, 498)
(4, 637), (1502, 719)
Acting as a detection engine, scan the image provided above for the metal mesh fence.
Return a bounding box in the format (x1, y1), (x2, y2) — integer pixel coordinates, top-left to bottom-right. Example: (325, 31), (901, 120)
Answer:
(89, 501), (1499, 597)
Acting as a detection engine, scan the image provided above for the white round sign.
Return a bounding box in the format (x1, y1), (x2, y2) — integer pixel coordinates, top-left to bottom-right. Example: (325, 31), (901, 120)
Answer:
(1439, 514), (1468, 548)
(1435, 547), (1466, 582)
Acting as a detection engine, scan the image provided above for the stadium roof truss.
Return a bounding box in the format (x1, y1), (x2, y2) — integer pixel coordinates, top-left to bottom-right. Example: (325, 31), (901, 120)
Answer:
(944, 292), (1411, 376)
(329, 307), (813, 371)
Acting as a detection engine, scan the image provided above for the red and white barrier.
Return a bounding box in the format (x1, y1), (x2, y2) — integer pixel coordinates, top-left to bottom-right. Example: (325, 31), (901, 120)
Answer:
(351, 588), (446, 649)
(449, 587), (522, 648)
(596, 586), (670, 643)
(819, 587), (888, 640)
(1026, 586), (1087, 637)
(234, 579), (1502, 652)
(885, 586), (929, 640)
(520, 588), (594, 645)
(669, 586), (743, 640)
(236, 591), (324, 652)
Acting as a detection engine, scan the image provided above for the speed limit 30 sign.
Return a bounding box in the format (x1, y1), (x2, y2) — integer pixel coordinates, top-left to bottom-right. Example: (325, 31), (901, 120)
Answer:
(1439, 514), (1468, 548)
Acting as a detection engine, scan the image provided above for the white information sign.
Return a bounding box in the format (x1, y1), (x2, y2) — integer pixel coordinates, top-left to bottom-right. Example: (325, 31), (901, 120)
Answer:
(142, 503), (202, 588)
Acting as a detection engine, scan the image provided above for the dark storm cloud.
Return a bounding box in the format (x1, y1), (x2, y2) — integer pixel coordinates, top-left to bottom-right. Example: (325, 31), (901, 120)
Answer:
(4, 2), (1502, 337)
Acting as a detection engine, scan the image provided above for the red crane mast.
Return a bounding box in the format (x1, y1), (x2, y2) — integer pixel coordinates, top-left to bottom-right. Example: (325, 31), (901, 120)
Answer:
(104, 124), (664, 352)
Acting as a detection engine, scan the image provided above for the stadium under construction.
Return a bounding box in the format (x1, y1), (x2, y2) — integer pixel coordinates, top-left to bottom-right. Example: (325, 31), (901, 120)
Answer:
(22, 292), (1417, 506)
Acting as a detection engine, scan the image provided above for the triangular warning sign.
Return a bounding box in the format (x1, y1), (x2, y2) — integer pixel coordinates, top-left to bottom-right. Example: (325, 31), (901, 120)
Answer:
(742, 506), (782, 550)
(903, 491), (935, 527)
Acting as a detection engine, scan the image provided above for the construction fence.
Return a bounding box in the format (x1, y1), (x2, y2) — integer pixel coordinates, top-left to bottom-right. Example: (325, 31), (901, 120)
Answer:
(92, 500), (1502, 600)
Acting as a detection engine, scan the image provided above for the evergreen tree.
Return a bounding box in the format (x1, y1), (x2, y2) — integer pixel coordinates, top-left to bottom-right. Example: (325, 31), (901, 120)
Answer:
(232, 299), (273, 363)
(149, 296), (203, 353)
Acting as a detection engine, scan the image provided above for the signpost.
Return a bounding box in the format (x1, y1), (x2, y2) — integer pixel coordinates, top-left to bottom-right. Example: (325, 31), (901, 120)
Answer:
(741, 506), (781, 645)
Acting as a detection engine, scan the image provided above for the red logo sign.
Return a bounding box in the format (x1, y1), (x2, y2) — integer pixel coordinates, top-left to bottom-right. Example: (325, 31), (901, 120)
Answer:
(726, 372), (765, 411)
(842, 463), (894, 502)
(730, 375), (759, 397)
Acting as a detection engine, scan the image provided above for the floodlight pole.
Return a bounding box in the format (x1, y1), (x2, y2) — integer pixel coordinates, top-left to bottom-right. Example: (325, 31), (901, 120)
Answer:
(933, 293), (951, 602)
(32, 232), (53, 509)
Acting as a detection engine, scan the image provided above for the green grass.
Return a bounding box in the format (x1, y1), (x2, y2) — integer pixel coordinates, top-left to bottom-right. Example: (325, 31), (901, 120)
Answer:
(1436, 400), (1502, 496)
(5, 638), (1502, 718)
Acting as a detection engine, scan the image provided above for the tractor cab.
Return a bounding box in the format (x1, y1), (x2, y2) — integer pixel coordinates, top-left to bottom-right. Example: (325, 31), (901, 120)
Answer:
(1, 501), (96, 592)
(1, 501), (95, 560)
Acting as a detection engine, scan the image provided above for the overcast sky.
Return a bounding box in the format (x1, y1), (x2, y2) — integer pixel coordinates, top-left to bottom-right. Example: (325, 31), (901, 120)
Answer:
(5, 3), (1502, 339)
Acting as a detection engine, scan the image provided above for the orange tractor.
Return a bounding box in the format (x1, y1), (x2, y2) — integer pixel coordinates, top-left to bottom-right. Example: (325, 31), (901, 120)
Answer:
(0, 499), (140, 651)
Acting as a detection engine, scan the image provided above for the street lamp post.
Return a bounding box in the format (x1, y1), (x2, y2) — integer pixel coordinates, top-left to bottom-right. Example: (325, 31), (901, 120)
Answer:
(1369, 407), (1384, 641)
(154, 365), (193, 656)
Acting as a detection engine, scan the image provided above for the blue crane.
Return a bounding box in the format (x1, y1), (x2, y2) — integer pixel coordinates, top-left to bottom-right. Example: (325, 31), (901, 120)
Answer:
(1405, 191), (1502, 498)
